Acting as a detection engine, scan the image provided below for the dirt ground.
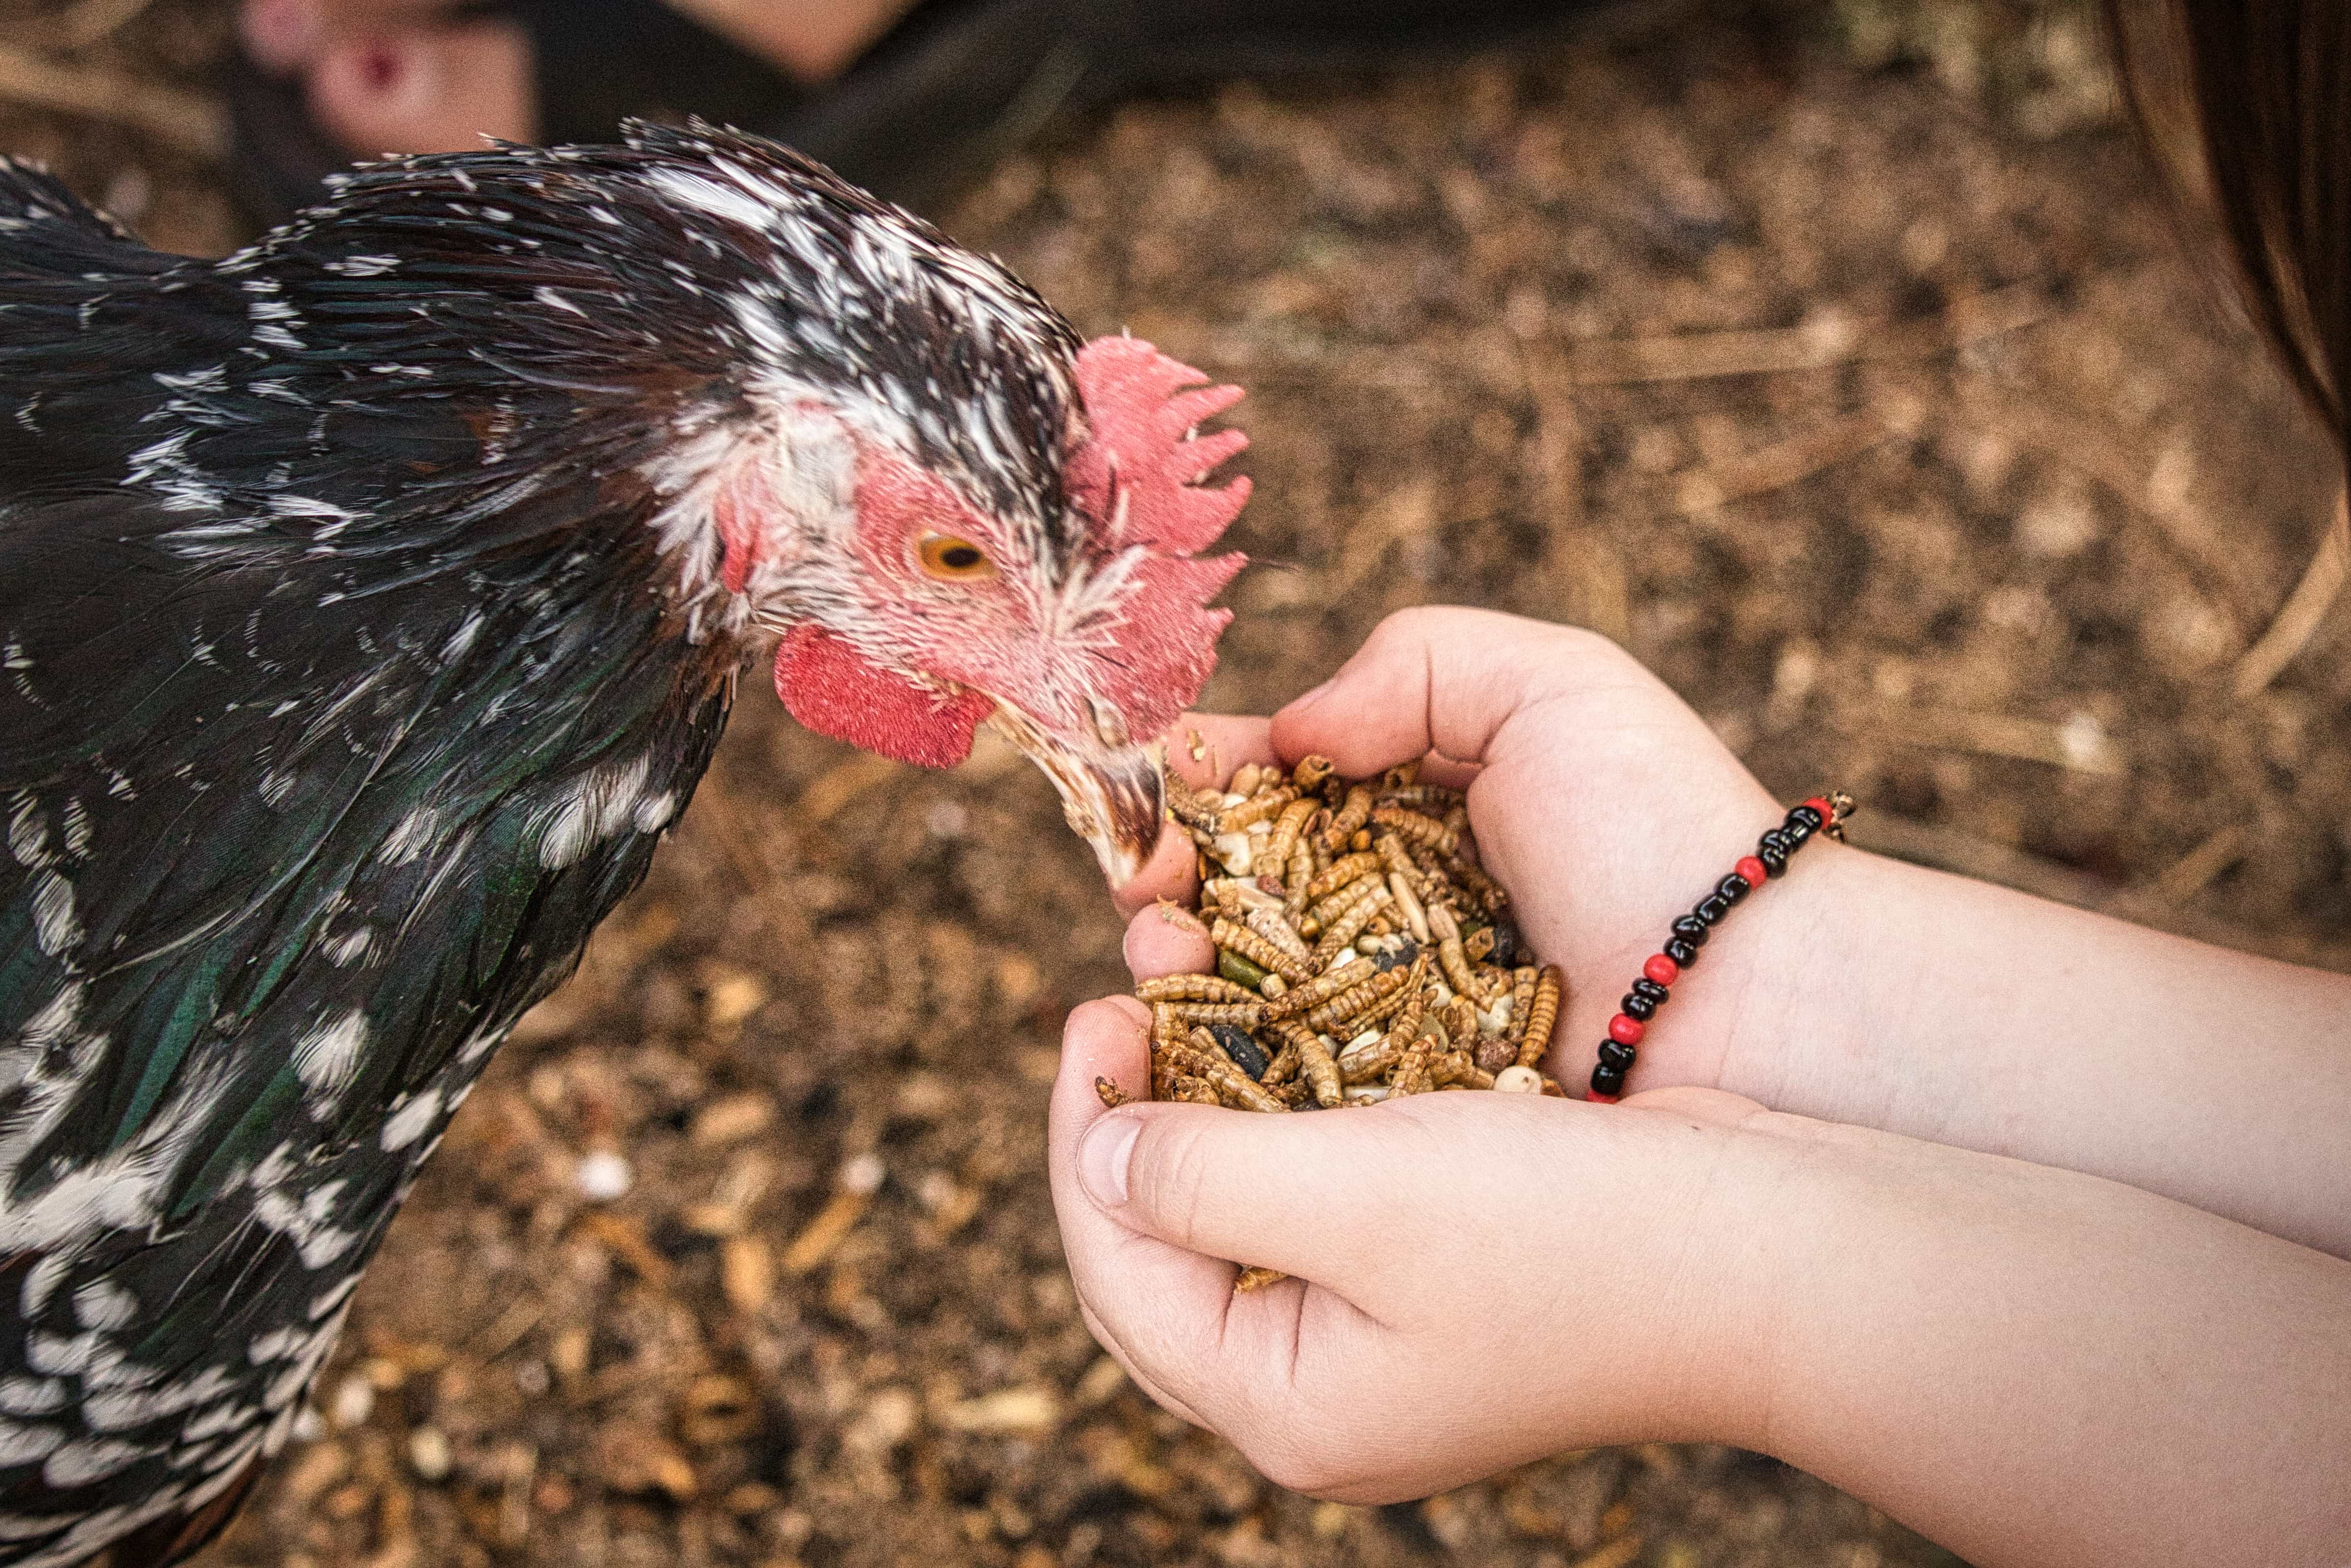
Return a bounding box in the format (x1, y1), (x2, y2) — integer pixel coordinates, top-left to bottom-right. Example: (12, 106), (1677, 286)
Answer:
(7, 1), (2346, 1564)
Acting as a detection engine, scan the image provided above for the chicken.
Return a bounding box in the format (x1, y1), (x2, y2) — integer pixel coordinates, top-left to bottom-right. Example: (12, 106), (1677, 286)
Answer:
(0, 125), (1247, 1566)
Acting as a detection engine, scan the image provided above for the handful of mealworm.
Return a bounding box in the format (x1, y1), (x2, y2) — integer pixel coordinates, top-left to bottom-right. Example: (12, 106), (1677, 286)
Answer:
(1096, 755), (1568, 1289)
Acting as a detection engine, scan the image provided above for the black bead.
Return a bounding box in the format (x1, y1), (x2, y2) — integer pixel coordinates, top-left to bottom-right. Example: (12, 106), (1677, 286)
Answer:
(1758, 828), (1788, 856)
(1757, 845), (1789, 878)
(1597, 1039), (1636, 1071)
(1671, 914), (1710, 946)
(1663, 936), (1699, 967)
(1210, 1024), (1269, 1079)
(1591, 1061), (1628, 1095)
(1782, 816), (1815, 849)
(1621, 992), (1656, 1021)
(1487, 919), (1524, 968)
(1631, 977), (1669, 1005)
(1694, 894), (1729, 925)
(1718, 873), (1751, 904)
(1786, 804), (1823, 832)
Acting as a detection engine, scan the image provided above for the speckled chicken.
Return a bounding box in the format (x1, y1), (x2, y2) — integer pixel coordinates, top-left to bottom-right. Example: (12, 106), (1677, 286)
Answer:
(0, 125), (1247, 1566)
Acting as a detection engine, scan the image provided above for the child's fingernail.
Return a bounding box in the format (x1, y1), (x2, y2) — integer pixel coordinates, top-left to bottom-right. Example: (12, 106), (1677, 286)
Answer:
(1079, 1115), (1141, 1209)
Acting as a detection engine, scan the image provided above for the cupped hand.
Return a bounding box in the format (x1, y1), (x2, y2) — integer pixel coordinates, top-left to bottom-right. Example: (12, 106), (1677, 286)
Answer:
(1048, 995), (1781, 1500)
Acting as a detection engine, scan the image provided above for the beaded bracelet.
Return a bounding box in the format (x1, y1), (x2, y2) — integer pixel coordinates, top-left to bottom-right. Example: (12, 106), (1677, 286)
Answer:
(1588, 791), (1854, 1102)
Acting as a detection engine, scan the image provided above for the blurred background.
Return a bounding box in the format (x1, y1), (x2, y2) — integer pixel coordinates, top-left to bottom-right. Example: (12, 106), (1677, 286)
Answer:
(11, 1), (2347, 1564)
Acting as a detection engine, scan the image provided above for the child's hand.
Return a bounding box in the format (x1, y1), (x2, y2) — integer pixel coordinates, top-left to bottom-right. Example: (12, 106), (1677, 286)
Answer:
(1047, 996), (1782, 1499)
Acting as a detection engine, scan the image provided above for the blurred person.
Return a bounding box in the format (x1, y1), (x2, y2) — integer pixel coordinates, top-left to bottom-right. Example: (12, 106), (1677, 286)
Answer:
(1051, 9), (2351, 1566)
(228, 0), (1603, 221)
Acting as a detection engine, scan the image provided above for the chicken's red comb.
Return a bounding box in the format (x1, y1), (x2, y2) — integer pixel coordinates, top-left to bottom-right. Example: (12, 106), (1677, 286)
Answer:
(1067, 336), (1251, 556)
(1065, 337), (1250, 735)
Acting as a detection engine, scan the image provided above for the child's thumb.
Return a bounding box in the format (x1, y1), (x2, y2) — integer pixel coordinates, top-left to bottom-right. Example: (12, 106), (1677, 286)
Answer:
(1076, 1099), (1387, 1285)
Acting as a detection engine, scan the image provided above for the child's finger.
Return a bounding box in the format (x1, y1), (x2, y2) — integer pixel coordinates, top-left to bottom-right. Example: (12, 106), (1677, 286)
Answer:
(1270, 606), (1616, 776)
(1113, 715), (1279, 916)
(1073, 1298), (1208, 1429)
(1123, 901), (1215, 981)
(1163, 714), (1277, 791)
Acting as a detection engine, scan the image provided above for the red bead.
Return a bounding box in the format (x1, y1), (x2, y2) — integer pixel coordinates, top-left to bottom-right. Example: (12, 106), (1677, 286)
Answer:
(1802, 795), (1833, 824)
(1587, 1090), (1620, 1104)
(1735, 855), (1768, 888)
(1607, 1013), (1645, 1045)
(1642, 953), (1679, 986)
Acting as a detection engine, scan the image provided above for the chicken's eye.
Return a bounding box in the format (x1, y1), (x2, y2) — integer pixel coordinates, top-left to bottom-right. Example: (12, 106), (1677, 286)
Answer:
(918, 533), (996, 581)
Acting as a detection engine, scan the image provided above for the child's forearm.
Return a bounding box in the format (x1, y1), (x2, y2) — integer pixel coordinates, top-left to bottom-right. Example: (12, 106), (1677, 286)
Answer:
(1714, 844), (2351, 1257)
(1743, 1111), (2351, 1568)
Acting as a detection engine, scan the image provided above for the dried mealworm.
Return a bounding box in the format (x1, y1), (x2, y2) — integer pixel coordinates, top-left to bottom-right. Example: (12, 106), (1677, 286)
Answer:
(1170, 1074), (1221, 1106)
(1372, 806), (1458, 857)
(1311, 884), (1394, 966)
(1265, 956), (1375, 1017)
(1243, 906), (1313, 965)
(1261, 1034), (1300, 1086)
(1446, 851), (1510, 913)
(1282, 831), (1318, 912)
(1324, 783), (1373, 850)
(1163, 773), (1222, 833)
(1215, 786), (1298, 835)
(1264, 796), (1318, 878)
(1431, 1049), (1493, 1089)
(1272, 1019), (1342, 1108)
(1336, 1032), (1405, 1084)
(1303, 964), (1410, 1034)
(1164, 1000), (1267, 1028)
(1505, 967), (1537, 1041)
(1210, 917), (1313, 984)
(1439, 994), (1479, 1049)
(1300, 871), (1384, 939)
(1387, 1033), (1437, 1097)
(1302, 851), (1384, 905)
(1094, 1077), (1129, 1108)
(1137, 973), (1259, 1005)
(1291, 754), (1336, 792)
(1204, 877), (1285, 917)
(1517, 965), (1562, 1070)
(1427, 904), (1480, 997)
(1378, 782), (1464, 811)
(1462, 924), (1496, 963)
(1373, 831), (1423, 891)
(1235, 1265), (1287, 1293)
(1181, 1028), (1287, 1113)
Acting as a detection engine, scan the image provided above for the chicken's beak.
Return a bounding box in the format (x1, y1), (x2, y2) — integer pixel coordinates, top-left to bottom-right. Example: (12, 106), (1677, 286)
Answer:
(986, 703), (1166, 886)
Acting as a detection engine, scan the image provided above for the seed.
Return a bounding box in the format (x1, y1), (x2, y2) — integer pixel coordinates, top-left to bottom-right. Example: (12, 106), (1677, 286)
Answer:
(1136, 974), (1258, 1005)
(1386, 869), (1432, 944)
(1517, 965), (1563, 1070)
(1211, 917), (1313, 984)
(1208, 1022), (1270, 1079)
(1371, 806), (1457, 856)
(1492, 1065), (1544, 1094)
(1218, 947), (1273, 991)
(1229, 762), (1267, 799)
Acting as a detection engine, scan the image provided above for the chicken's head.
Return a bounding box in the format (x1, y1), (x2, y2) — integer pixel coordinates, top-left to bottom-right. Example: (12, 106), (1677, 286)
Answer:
(620, 130), (1249, 883)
